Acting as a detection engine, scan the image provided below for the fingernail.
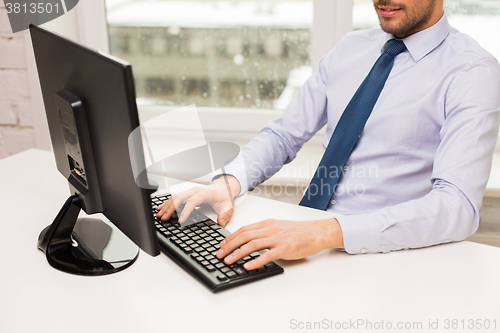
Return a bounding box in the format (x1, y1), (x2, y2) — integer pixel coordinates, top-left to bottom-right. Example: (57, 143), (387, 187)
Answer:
(244, 262), (253, 270)
(217, 249), (223, 258)
(224, 255), (233, 264)
(158, 210), (163, 215)
(220, 239), (226, 246)
(220, 218), (226, 225)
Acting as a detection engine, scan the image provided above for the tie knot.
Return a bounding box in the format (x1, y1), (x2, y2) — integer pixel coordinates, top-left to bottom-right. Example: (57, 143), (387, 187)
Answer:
(384, 39), (406, 58)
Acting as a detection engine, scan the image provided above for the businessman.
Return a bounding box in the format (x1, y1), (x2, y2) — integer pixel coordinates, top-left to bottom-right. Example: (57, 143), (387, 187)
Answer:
(156, 0), (500, 270)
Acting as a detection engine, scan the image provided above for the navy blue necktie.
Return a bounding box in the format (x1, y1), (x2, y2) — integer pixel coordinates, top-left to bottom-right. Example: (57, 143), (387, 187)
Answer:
(299, 39), (407, 210)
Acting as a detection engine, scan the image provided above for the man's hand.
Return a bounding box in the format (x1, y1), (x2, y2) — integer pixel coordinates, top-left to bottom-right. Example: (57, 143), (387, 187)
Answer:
(155, 175), (241, 227)
(216, 218), (344, 270)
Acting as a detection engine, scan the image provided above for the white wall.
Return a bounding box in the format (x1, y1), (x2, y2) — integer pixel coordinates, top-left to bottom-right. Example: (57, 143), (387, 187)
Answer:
(0, 0), (109, 159)
(0, 0), (37, 159)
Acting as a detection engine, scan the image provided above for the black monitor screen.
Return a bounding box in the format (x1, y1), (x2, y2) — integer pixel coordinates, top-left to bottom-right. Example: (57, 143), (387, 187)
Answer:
(30, 24), (160, 257)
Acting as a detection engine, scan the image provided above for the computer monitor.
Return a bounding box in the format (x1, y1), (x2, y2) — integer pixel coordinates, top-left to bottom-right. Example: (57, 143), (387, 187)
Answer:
(30, 24), (160, 276)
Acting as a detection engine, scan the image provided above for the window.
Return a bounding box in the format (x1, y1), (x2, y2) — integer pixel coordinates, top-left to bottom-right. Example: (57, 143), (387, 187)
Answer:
(445, 0), (500, 61)
(106, 0), (314, 110)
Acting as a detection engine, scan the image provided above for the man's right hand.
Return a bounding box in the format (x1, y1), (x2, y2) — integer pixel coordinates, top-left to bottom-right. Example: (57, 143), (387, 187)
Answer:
(155, 175), (241, 227)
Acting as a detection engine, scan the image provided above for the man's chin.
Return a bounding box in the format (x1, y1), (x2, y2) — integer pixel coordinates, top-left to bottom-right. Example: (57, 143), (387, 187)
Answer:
(379, 22), (410, 38)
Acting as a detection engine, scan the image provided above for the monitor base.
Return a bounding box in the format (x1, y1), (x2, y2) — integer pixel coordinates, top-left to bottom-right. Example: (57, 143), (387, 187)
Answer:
(38, 195), (139, 276)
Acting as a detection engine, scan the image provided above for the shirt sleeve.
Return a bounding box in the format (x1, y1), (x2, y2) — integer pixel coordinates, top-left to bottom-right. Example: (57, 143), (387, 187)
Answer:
(213, 42), (342, 194)
(337, 57), (500, 254)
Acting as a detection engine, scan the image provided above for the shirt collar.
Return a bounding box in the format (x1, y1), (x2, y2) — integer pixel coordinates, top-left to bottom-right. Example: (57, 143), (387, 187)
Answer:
(382, 12), (450, 62)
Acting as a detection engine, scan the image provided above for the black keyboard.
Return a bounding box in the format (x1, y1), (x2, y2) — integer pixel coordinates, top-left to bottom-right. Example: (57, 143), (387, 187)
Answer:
(151, 194), (284, 292)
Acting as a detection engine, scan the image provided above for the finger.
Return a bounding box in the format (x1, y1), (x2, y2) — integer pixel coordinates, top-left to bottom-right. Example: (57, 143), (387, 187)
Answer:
(160, 198), (178, 221)
(216, 207), (233, 227)
(156, 194), (178, 214)
(223, 238), (271, 266)
(178, 191), (212, 224)
(217, 229), (268, 261)
(156, 199), (175, 221)
(158, 188), (202, 221)
(156, 197), (170, 211)
(243, 249), (277, 271)
(156, 197), (172, 217)
(220, 220), (269, 246)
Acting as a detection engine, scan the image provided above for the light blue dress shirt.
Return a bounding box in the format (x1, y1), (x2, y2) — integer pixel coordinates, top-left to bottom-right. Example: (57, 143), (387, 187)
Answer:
(223, 14), (500, 254)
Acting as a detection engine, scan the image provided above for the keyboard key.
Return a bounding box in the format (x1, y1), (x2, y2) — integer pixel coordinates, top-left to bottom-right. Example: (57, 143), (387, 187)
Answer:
(216, 274), (228, 282)
(210, 258), (220, 265)
(233, 267), (248, 276)
(226, 271), (238, 279)
(265, 262), (277, 270)
(195, 256), (204, 263)
(206, 265), (216, 272)
(215, 262), (225, 269)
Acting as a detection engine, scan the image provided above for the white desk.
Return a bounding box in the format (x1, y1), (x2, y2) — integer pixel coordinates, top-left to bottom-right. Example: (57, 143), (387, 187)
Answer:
(1, 149), (500, 333)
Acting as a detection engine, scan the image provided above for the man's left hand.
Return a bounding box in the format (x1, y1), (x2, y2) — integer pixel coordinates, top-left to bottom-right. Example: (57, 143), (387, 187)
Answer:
(216, 218), (344, 270)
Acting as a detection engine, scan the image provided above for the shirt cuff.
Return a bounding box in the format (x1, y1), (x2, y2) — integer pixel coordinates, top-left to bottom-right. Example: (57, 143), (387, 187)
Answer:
(211, 162), (248, 197)
(335, 213), (383, 254)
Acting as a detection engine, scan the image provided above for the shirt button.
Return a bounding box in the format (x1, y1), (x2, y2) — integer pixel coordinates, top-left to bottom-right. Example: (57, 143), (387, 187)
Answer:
(331, 199), (336, 205)
(343, 165), (349, 171)
(360, 248), (367, 254)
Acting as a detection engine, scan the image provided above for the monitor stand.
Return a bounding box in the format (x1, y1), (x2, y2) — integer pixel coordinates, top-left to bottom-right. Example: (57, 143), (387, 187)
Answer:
(37, 195), (139, 276)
